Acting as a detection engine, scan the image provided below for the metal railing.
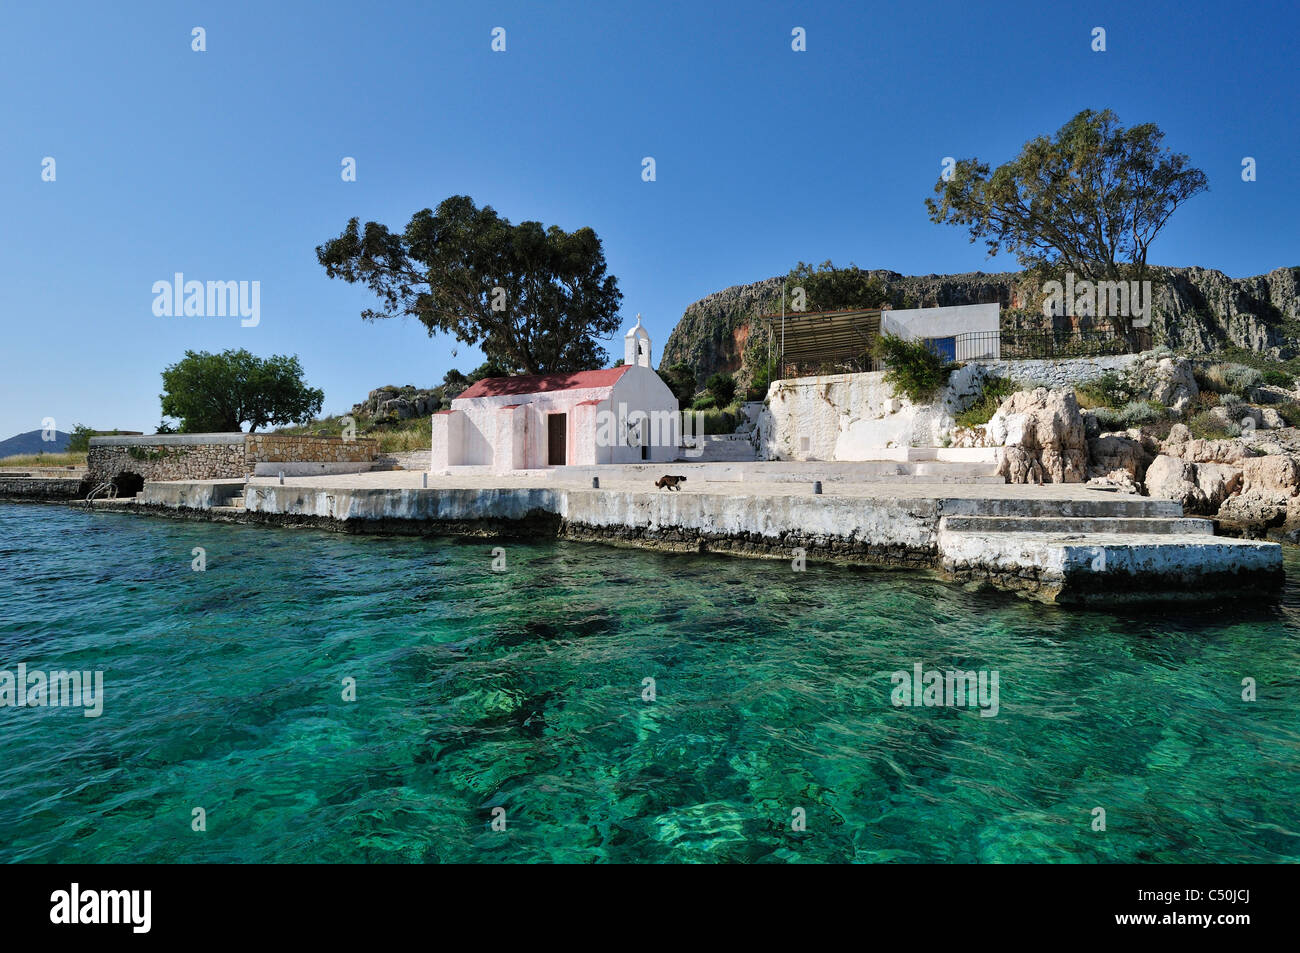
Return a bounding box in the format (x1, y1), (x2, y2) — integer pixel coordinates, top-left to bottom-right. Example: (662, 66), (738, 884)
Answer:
(83, 481), (117, 507)
(954, 327), (1153, 362)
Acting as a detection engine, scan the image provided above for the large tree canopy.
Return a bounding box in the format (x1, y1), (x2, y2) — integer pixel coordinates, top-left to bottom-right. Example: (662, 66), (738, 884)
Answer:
(316, 195), (624, 375)
(786, 261), (894, 312)
(926, 109), (1208, 285)
(159, 349), (324, 433)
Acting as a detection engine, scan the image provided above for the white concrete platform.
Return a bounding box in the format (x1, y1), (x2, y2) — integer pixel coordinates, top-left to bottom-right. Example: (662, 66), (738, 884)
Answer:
(123, 465), (1286, 605)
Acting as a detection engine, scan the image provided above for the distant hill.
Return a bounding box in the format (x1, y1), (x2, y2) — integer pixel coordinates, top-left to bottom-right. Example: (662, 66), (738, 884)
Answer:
(0, 429), (72, 456)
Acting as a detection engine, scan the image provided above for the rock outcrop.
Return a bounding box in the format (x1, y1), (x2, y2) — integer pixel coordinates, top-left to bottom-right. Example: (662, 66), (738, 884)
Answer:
(1143, 455), (1244, 514)
(1129, 353), (1199, 413)
(661, 266), (1300, 389)
(988, 388), (1088, 484)
(352, 386), (442, 419)
(1087, 431), (1156, 483)
(1159, 424), (1254, 465)
(1211, 453), (1300, 532)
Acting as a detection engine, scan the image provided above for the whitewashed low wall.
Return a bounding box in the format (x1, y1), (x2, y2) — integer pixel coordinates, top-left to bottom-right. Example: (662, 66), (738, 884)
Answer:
(757, 355), (1149, 461)
(757, 366), (987, 461)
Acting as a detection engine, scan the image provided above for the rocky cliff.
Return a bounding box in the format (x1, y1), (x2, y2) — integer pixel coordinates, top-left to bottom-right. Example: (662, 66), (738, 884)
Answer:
(660, 266), (1300, 391)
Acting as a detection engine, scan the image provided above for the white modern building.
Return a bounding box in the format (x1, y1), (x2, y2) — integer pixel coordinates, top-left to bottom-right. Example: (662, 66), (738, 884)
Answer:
(430, 316), (680, 473)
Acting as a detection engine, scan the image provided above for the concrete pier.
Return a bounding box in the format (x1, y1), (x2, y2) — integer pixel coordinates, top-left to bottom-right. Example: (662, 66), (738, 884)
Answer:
(117, 465), (1287, 606)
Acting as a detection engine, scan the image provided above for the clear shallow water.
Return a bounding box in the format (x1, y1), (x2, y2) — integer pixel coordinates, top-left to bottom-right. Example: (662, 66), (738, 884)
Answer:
(1, 502), (1297, 864)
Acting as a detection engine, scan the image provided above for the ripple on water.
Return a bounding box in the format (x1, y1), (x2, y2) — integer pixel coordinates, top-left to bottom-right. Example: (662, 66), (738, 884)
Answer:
(0, 503), (1297, 863)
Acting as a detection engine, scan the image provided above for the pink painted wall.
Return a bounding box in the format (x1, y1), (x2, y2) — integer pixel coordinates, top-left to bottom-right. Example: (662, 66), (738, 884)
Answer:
(432, 365), (679, 472)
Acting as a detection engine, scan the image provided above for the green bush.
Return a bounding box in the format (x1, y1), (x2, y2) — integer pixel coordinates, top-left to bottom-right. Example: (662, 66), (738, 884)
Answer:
(1093, 400), (1168, 432)
(1261, 367), (1294, 389)
(690, 394), (716, 411)
(66, 424), (96, 453)
(663, 362), (698, 405)
(1188, 410), (1240, 440)
(872, 333), (958, 403)
(745, 363), (774, 402)
(1091, 407), (1124, 432)
(954, 375), (1016, 428)
(1195, 362), (1262, 397)
(1275, 402), (1300, 427)
(705, 372), (737, 407)
(1075, 372), (1133, 409)
(1119, 400), (1165, 427)
(684, 408), (736, 435)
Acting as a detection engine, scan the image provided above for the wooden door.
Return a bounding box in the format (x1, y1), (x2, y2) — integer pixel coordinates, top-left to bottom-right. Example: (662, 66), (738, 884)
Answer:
(547, 413), (567, 465)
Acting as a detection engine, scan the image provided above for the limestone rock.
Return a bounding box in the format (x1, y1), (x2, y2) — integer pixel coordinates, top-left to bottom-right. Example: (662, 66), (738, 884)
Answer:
(1193, 463), (1244, 511)
(1144, 455), (1201, 509)
(1130, 354), (1198, 414)
(1087, 432), (1154, 482)
(1144, 454), (1242, 514)
(353, 386), (443, 419)
(1210, 453), (1300, 532)
(989, 388), (1087, 483)
(948, 425), (991, 448)
(1218, 493), (1287, 529)
(999, 446), (1044, 484)
(1159, 424), (1253, 465)
(660, 266), (1300, 395)
(1238, 454), (1300, 499)
(1085, 470), (1141, 494)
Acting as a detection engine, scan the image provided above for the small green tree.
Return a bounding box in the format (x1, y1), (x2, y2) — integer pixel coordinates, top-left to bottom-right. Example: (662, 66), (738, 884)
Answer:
(705, 372), (737, 408)
(745, 362), (775, 401)
(159, 349), (324, 432)
(662, 362), (698, 405)
(66, 424), (96, 453)
(872, 334), (958, 403)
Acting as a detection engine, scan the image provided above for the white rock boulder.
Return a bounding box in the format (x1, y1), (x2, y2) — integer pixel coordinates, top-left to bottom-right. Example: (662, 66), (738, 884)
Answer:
(988, 388), (1088, 484)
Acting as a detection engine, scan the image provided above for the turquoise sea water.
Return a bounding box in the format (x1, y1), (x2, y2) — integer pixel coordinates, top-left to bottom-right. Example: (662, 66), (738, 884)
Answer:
(1, 502), (1297, 863)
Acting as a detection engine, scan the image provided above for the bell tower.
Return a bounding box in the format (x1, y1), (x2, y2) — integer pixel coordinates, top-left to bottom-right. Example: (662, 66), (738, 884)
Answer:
(624, 314), (652, 368)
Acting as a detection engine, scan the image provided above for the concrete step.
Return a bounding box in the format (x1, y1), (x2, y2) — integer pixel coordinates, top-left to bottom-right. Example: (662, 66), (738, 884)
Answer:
(939, 529), (1281, 599)
(940, 497), (1184, 519)
(753, 461), (1000, 483)
(227, 497), (246, 508)
(687, 435), (759, 462)
(941, 515), (1215, 536)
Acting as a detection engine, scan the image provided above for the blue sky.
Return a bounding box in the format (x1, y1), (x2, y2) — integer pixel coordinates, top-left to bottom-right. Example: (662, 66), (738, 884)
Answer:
(2, 0), (1296, 438)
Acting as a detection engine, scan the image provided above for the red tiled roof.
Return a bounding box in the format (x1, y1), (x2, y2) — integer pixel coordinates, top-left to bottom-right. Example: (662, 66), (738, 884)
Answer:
(456, 365), (633, 400)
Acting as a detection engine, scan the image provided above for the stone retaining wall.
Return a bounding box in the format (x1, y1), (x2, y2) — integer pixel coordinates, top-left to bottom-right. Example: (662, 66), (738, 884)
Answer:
(246, 434), (378, 464)
(88, 433), (379, 484)
(971, 354), (1141, 390)
(88, 434), (247, 483)
(0, 477), (91, 502)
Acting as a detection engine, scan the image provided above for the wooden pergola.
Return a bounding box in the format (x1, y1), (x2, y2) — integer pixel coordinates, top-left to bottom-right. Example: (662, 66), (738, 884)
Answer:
(759, 308), (884, 378)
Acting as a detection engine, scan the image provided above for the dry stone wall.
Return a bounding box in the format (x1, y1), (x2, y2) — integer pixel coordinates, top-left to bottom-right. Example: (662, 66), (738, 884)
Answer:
(88, 433), (378, 483)
(246, 434), (377, 464)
